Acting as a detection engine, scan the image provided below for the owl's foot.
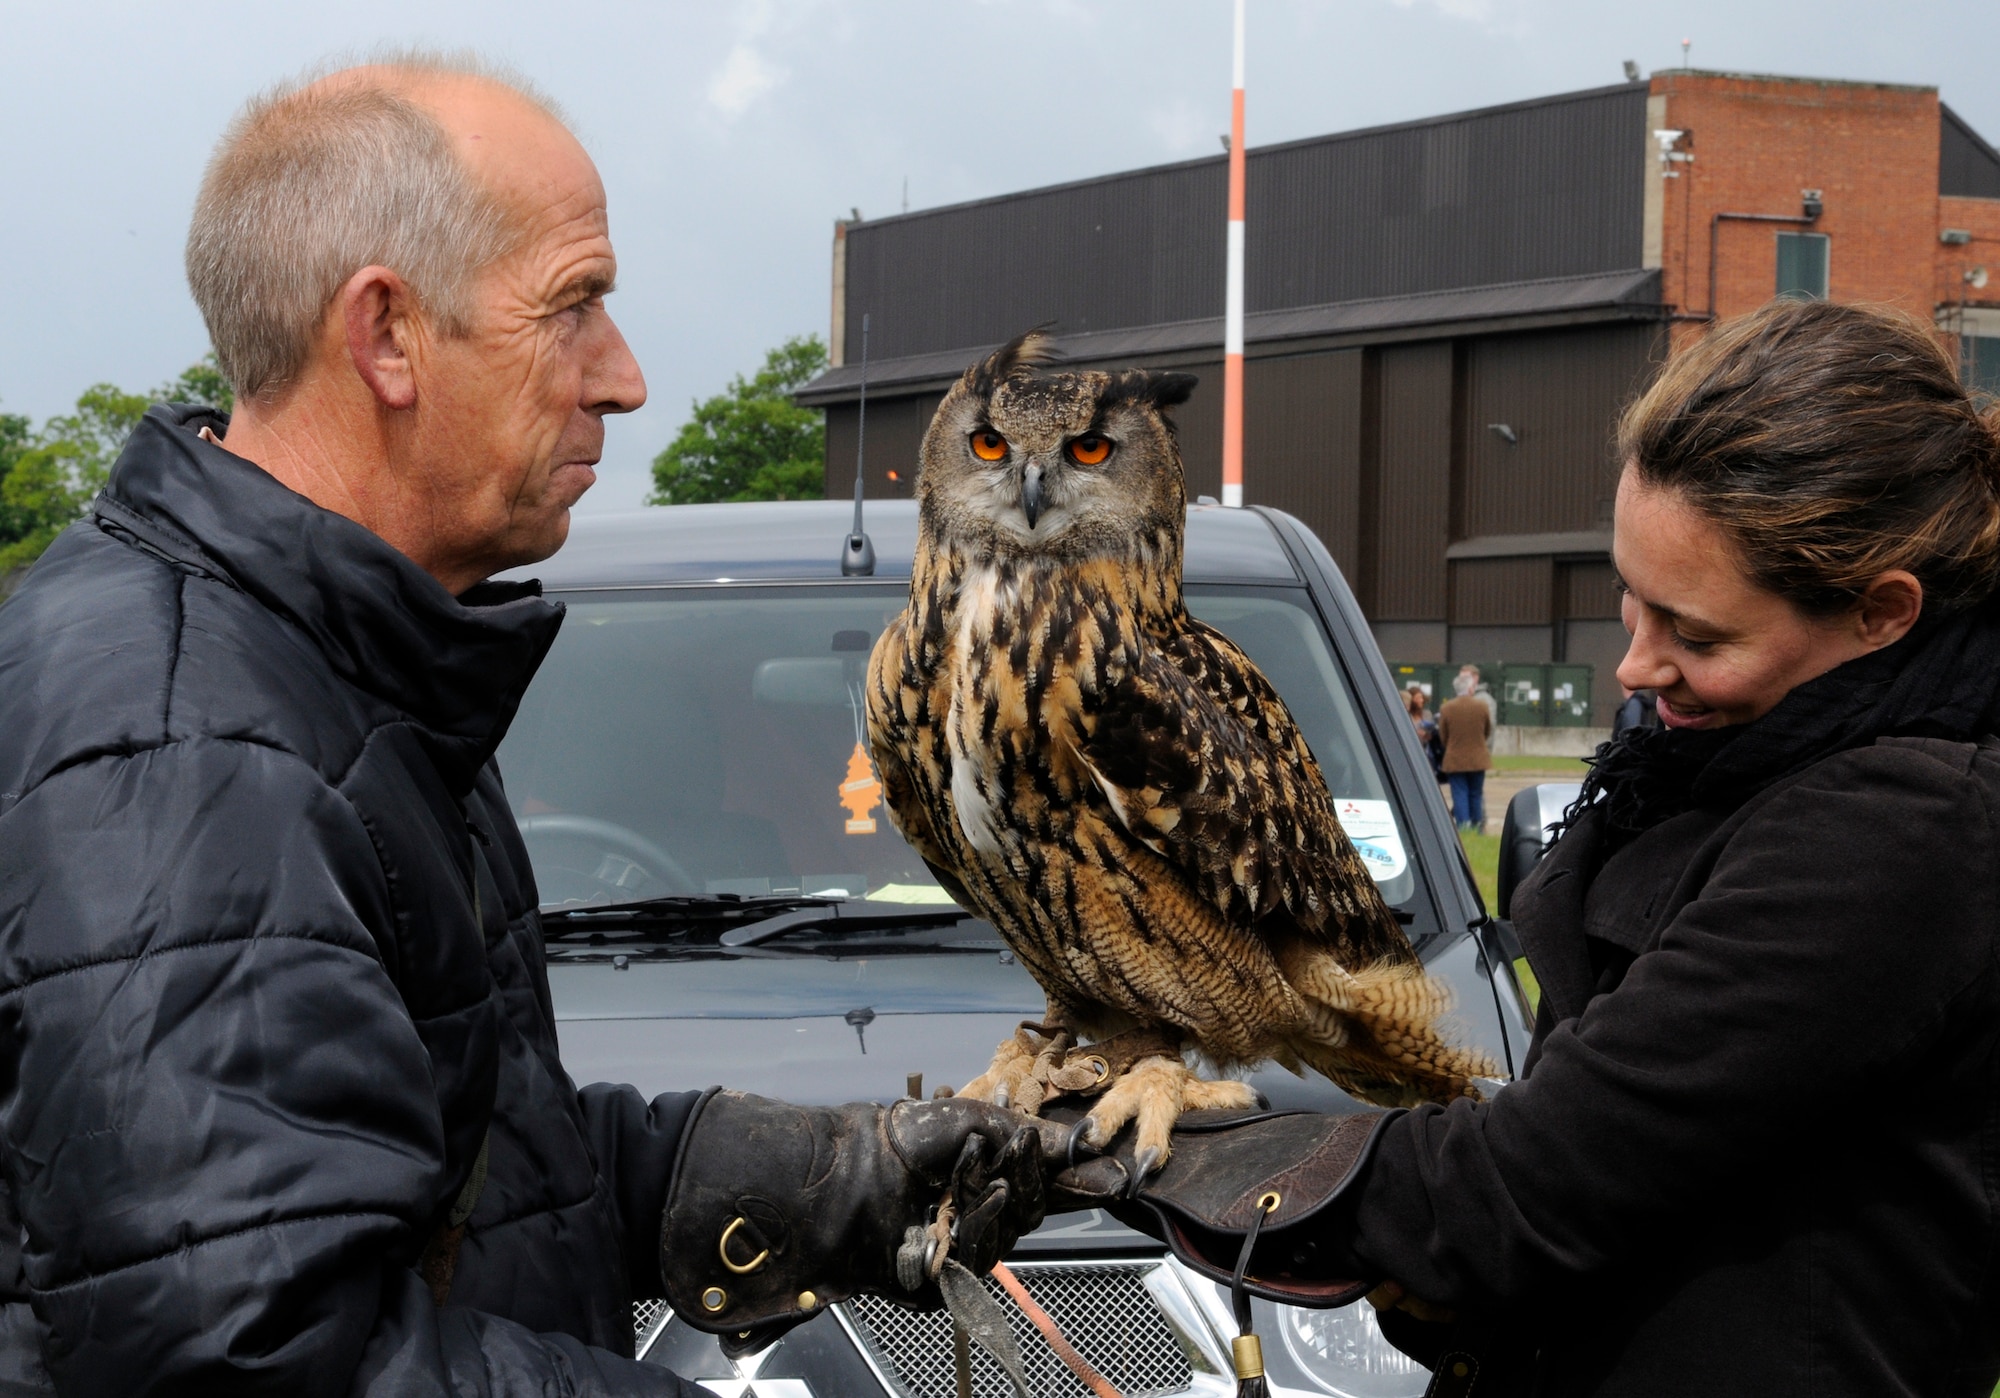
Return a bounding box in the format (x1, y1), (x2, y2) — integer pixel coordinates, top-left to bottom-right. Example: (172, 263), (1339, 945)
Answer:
(1080, 1056), (1259, 1183)
(957, 1023), (1073, 1115)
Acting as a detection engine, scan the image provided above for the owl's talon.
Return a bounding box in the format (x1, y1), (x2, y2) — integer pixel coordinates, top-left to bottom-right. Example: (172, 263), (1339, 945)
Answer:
(958, 1028), (1056, 1115)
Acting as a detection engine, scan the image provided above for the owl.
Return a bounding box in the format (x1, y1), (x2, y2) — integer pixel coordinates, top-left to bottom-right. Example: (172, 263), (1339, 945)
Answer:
(866, 333), (1495, 1174)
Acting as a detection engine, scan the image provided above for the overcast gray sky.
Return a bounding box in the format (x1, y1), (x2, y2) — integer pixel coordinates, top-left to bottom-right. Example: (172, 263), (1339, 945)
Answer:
(3, 0), (1992, 511)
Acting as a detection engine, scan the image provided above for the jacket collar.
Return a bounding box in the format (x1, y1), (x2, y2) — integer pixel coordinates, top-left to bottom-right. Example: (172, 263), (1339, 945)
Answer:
(96, 405), (564, 791)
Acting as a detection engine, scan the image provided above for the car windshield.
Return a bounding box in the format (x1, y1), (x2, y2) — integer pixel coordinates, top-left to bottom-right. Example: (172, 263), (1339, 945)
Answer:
(498, 583), (1419, 915)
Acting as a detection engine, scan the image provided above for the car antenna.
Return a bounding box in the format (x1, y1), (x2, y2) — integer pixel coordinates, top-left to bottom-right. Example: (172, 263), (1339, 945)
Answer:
(840, 312), (877, 576)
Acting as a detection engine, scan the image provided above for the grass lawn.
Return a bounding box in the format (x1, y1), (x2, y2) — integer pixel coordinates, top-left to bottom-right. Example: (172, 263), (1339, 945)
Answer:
(1458, 827), (1501, 910)
(1457, 825), (1542, 1017)
(1489, 755), (1592, 777)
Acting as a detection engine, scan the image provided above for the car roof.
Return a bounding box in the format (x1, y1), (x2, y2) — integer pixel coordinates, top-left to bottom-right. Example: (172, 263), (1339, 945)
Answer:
(501, 499), (1304, 589)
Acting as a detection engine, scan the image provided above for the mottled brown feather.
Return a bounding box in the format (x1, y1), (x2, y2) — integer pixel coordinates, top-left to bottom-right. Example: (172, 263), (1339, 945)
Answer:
(866, 341), (1495, 1106)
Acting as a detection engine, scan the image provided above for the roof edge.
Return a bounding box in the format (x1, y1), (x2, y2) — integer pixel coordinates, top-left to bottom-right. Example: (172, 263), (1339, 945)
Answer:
(797, 269), (1662, 405)
(843, 81), (1646, 234)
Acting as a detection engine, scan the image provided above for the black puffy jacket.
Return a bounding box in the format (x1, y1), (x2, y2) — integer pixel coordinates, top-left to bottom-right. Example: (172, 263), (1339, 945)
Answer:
(1345, 737), (2000, 1395)
(0, 407), (703, 1395)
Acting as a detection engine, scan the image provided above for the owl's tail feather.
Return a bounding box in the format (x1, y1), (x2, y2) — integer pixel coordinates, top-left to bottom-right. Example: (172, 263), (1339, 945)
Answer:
(1281, 950), (1499, 1106)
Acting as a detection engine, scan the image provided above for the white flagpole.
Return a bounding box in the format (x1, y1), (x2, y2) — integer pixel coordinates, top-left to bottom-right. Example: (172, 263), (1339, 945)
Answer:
(1222, 0), (1247, 507)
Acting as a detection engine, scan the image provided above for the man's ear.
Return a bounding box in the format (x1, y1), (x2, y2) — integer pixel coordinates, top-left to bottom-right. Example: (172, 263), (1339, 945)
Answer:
(1855, 569), (1924, 649)
(340, 265), (419, 412)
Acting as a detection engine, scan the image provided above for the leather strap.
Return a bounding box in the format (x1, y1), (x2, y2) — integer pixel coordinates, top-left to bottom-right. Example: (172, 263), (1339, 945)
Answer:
(991, 1263), (1124, 1398)
(418, 1131), (490, 1307)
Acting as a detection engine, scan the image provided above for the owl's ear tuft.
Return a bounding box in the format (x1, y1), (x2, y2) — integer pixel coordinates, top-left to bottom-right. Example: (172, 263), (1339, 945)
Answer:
(968, 328), (1061, 396)
(1143, 372), (1199, 409)
(1102, 369), (1200, 412)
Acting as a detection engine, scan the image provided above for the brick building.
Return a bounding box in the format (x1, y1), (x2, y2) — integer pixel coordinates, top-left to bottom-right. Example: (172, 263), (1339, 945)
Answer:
(799, 71), (2000, 715)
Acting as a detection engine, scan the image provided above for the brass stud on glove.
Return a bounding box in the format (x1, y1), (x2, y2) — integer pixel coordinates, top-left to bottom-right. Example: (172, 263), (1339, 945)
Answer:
(798, 1290), (818, 1310)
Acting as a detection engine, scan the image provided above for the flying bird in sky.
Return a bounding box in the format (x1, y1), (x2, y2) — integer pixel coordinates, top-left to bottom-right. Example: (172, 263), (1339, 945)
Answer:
(866, 334), (1495, 1173)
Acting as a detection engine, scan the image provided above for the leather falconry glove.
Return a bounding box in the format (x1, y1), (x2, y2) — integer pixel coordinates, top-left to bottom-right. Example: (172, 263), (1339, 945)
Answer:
(1044, 1104), (1402, 1397)
(660, 1090), (1045, 1356)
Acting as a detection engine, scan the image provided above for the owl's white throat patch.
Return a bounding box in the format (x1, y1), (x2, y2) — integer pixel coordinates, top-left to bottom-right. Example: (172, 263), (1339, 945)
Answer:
(944, 564), (1012, 860)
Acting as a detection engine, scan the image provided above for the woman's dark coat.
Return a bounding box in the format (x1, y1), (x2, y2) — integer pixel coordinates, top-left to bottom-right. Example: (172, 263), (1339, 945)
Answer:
(0, 408), (703, 1395)
(1345, 729), (2000, 1395)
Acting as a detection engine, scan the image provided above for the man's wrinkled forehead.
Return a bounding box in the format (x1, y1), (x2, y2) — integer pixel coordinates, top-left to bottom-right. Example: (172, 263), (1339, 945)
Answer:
(988, 372), (1108, 443)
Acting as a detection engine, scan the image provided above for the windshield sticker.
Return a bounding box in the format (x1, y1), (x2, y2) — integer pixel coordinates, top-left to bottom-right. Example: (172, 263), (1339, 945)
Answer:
(1334, 798), (1408, 883)
(841, 743), (882, 834)
(869, 883), (961, 905)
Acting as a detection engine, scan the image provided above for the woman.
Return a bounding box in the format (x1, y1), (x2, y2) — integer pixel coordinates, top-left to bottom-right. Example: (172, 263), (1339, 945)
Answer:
(1408, 684), (1445, 782)
(1146, 300), (2000, 1396)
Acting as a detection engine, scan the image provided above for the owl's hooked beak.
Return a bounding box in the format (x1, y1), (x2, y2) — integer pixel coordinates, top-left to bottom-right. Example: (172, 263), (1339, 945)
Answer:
(1020, 464), (1045, 529)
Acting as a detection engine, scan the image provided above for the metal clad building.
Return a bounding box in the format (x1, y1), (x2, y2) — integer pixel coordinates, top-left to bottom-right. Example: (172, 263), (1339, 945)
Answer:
(802, 73), (2000, 719)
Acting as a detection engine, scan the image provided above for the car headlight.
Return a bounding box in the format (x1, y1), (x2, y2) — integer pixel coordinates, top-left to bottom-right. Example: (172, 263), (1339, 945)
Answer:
(1275, 1299), (1429, 1397)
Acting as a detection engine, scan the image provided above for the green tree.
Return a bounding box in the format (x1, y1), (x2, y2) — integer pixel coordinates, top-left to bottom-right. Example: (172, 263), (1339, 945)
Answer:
(649, 335), (828, 504)
(0, 355), (230, 577)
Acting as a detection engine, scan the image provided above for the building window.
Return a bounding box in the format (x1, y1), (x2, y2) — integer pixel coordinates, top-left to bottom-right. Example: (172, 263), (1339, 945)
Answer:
(1775, 232), (1829, 299)
(1965, 337), (2000, 397)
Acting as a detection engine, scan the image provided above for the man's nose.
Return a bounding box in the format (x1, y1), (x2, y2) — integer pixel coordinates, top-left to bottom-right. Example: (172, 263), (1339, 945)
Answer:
(586, 312), (648, 416)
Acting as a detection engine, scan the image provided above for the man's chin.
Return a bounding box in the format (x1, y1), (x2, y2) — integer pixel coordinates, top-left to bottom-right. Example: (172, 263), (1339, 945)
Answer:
(549, 461), (598, 505)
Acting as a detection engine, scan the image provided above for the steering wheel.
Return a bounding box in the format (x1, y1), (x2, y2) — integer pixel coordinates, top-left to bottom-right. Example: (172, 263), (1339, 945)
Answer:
(516, 813), (700, 904)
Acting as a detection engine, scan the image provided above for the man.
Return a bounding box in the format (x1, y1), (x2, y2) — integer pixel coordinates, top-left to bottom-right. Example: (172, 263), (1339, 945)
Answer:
(0, 56), (1038, 1395)
(1437, 670), (1494, 832)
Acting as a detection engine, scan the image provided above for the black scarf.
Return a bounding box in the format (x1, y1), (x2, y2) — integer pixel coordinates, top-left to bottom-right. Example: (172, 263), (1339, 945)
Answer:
(1569, 594), (2000, 841)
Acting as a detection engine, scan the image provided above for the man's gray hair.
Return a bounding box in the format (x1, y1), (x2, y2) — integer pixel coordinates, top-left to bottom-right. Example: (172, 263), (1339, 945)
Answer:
(185, 50), (563, 403)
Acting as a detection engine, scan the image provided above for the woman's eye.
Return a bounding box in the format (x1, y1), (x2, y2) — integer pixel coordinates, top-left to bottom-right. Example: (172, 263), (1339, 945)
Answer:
(1067, 435), (1112, 466)
(1672, 632), (1717, 654)
(970, 430), (1008, 462)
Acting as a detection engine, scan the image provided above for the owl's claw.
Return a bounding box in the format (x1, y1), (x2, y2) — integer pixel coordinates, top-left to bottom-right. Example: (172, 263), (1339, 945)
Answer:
(1079, 1055), (1260, 1184)
(958, 1027), (1066, 1116)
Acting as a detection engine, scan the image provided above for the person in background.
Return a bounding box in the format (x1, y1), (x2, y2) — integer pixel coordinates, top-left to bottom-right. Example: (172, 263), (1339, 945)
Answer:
(1438, 671), (1494, 831)
(1612, 687), (1662, 737)
(1408, 685), (1445, 782)
(1458, 662), (1499, 728)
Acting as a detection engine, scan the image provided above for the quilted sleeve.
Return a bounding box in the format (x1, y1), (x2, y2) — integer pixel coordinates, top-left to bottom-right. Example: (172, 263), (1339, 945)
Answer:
(0, 737), (694, 1396)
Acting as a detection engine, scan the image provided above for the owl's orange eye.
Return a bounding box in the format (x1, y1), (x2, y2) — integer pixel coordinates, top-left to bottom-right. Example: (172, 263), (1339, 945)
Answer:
(970, 429), (1009, 462)
(1067, 435), (1112, 466)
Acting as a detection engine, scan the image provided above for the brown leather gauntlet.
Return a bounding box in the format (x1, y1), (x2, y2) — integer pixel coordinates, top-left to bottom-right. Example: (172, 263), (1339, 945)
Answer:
(1047, 1106), (1399, 1308)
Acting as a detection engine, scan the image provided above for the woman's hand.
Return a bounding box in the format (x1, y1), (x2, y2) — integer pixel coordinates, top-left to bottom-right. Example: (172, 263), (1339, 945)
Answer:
(1366, 1279), (1457, 1324)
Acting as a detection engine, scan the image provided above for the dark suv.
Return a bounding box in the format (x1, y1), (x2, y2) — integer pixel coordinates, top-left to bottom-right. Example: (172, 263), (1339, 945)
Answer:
(496, 498), (1533, 1398)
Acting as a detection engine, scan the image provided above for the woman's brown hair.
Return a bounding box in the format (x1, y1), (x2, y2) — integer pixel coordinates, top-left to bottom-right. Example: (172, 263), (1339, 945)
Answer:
(1618, 299), (2000, 615)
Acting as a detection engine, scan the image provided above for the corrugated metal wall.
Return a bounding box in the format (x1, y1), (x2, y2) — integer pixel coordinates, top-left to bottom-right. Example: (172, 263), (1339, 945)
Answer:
(1244, 350), (1366, 578)
(1450, 556), (1551, 625)
(1561, 560), (1623, 619)
(1941, 105), (2000, 199)
(1251, 86), (1647, 313)
(1371, 343), (1454, 620)
(824, 394), (945, 504)
(1457, 323), (1660, 538)
(842, 84), (1649, 363)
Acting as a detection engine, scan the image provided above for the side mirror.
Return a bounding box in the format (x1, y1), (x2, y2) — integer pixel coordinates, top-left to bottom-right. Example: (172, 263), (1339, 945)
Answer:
(1495, 782), (1583, 918)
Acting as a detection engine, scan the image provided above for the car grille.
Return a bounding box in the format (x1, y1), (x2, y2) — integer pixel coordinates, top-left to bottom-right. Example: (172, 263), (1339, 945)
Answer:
(841, 1261), (1196, 1398)
(633, 1298), (670, 1351)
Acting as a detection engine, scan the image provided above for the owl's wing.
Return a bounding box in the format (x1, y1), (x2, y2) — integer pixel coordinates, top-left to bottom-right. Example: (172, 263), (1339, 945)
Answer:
(865, 612), (979, 912)
(1076, 618), (1410, 963)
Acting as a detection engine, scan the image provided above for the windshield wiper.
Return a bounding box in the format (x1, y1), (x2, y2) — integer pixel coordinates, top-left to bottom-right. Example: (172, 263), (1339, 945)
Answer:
(540, 892), (838, 931)
(719, 898), (971, 948)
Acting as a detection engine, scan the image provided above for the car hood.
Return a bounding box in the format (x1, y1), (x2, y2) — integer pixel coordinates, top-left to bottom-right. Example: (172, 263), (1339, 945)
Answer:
(545, 924), (1501, 1113)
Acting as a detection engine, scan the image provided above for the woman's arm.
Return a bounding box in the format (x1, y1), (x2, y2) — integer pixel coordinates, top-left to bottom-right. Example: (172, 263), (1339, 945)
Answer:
(1340, 740), (1997, 1305)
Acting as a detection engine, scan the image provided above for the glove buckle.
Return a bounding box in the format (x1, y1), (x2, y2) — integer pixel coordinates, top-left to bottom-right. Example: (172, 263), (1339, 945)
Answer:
(719, 1215), (771, 1275)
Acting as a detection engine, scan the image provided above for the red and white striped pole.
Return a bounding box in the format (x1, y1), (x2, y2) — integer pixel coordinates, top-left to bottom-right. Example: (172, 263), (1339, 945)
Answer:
(1221, 0), (1247, 507)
